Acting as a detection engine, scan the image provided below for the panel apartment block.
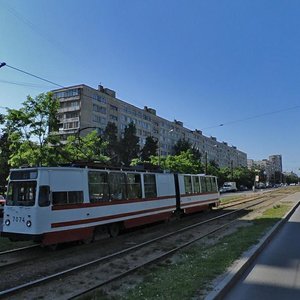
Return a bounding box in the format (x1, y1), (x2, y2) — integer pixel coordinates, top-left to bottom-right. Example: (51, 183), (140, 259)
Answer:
(52, 84), (247, 168)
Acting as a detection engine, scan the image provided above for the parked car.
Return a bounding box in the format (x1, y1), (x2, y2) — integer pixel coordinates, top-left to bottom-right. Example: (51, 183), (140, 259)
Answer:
(220, 182), (237, 193)
(239, 185), (248, 191)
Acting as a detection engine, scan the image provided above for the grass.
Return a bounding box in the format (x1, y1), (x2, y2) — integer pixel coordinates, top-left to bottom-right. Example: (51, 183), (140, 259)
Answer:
(87, 203), (292, 300)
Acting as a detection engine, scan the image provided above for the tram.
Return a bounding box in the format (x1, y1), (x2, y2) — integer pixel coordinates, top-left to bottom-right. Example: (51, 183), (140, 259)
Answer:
(2, 166), (219, 246)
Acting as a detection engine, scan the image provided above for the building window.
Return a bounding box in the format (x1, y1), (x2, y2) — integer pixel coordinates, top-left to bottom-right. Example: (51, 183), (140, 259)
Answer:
(92, 114), (106, 125)
(110, 104), (118, 111)
(110, 115), (118, 121)
(54, 88), (79, 99)
(93, 94), (107, 104)
(93, 104), (106, 114)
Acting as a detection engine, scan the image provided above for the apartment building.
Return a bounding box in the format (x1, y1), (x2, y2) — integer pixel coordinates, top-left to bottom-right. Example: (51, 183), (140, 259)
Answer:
(247, 155), (282, 182)
(52, 84), (247, 168)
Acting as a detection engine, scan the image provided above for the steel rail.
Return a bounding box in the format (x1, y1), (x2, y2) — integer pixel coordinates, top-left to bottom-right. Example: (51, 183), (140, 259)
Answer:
(0, 196), (268, 298)
(0, 244), (39, 256)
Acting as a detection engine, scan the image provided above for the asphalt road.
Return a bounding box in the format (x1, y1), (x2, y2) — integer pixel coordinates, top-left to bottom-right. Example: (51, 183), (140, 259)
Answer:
(224, 192), (300, 300)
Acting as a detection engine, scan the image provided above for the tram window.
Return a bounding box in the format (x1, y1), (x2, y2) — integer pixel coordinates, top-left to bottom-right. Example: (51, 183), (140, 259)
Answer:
(144, 174), (157, 198)
(200, 177), (207, 193)
(109, 172), (127, 200)
(88, 171), (109, 203)
(6, 181), (36, 206)
(184, 176), (192, 194)
(69, 191), (83, 203)
(52, 192), (68, 205)
(192, 176), (200, 193)
(206, 177), (212, 192)
(127, 173), (142, 199)
(211, 178), (218, 192)
(38, 186), (50, 207)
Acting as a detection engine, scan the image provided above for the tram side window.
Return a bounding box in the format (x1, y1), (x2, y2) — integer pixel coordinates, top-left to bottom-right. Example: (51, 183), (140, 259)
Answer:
(52, 191), (83, 205)
(52, 192), (68, 205)
(127, 173), (142, 199)
(192, 176), (200, 193)
(88, 171), (109, 203)
(200, 177), (207, 193)
(144, 174), (157, 198)
(211, 178), (218, 192)
(68, 191), (84, 203)
(38, 185), (50, 207)
(109, 172), (127, 200)
(206, 177), (212, 192)
(184, 176), (192, 194)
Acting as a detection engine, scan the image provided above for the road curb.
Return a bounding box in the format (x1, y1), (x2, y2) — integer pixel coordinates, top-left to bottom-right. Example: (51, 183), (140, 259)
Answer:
(205, 199), (300, 300)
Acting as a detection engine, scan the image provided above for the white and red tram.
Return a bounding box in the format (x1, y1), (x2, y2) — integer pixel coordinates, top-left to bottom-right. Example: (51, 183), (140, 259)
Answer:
(2, 167), (219, 246)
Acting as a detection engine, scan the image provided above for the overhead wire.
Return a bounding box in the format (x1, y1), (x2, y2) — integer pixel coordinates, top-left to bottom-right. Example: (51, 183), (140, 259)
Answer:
(1, 61), (300, 132)
(2, 3), (67, 55)
(201, 105), (300, 130)
(0, 79), (54, 89)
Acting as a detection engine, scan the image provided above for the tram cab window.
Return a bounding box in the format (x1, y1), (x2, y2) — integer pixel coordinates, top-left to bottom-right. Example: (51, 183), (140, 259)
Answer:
(192, 176), (200, 193)
(88, 171), (109, 203)
(6, 181), (36, 207)
(144, 174), (157, 198)
(109, 172), (127, 200)
(127, 173), (142, 199)
(184, 176), (192, 194)
(38, 185), (50, 207)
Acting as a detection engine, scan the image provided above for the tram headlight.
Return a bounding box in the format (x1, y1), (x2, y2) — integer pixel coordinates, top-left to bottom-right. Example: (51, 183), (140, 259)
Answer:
(26, 220), (32, 227)
(5, 219), (10, 226)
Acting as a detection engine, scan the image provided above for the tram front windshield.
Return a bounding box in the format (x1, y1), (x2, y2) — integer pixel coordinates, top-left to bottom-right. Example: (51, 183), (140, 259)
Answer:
(6, 181), (37, 206)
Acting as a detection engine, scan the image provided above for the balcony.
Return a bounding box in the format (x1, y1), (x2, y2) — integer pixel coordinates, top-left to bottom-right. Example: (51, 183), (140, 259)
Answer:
(58, 106), (80, 113)
(59, 117), (80, 123)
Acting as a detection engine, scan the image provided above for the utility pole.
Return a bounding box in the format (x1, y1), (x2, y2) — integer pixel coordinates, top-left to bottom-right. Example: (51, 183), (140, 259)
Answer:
(205, 152), (208, 174)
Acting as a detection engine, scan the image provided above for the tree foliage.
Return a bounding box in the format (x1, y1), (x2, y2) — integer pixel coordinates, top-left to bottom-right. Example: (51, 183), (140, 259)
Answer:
(103, 121), (119, 165)
(6, 92), (60, 166)
(140, 136), (158, 161)
(173, 138), (192, 155)
(119, 122), (140, 166)
(63, 130), (109, 163)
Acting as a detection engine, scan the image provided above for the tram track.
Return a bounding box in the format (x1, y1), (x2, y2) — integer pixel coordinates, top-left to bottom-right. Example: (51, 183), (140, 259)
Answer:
(0, 194), (277, 299)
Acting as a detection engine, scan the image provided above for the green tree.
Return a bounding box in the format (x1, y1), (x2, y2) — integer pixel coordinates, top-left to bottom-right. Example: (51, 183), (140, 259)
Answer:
(103, 122), (119, 165)
(119, 122), (140, 166)
(172, 138), (192, 155)
(150, 150), (203, 174)
(0, 129), (10, 192)
(63, 130), (109, 163)
(6, 92), (60, 167)
(140, 136), (158, 161)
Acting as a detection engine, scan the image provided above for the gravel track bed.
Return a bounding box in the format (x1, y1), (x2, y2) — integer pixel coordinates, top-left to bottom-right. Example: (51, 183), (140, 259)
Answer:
(4, 191), (290, 299)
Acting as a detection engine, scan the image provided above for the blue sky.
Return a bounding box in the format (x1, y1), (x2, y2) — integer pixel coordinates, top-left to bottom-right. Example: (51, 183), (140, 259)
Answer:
(1, 0), (300, 173)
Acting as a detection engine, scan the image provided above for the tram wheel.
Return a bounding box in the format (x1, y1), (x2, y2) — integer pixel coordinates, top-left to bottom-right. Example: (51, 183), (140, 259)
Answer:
(108, 223), (120, 238)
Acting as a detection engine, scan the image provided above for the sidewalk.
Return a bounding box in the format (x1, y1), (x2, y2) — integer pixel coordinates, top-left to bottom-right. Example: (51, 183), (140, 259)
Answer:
(206, 192), (300, 300)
